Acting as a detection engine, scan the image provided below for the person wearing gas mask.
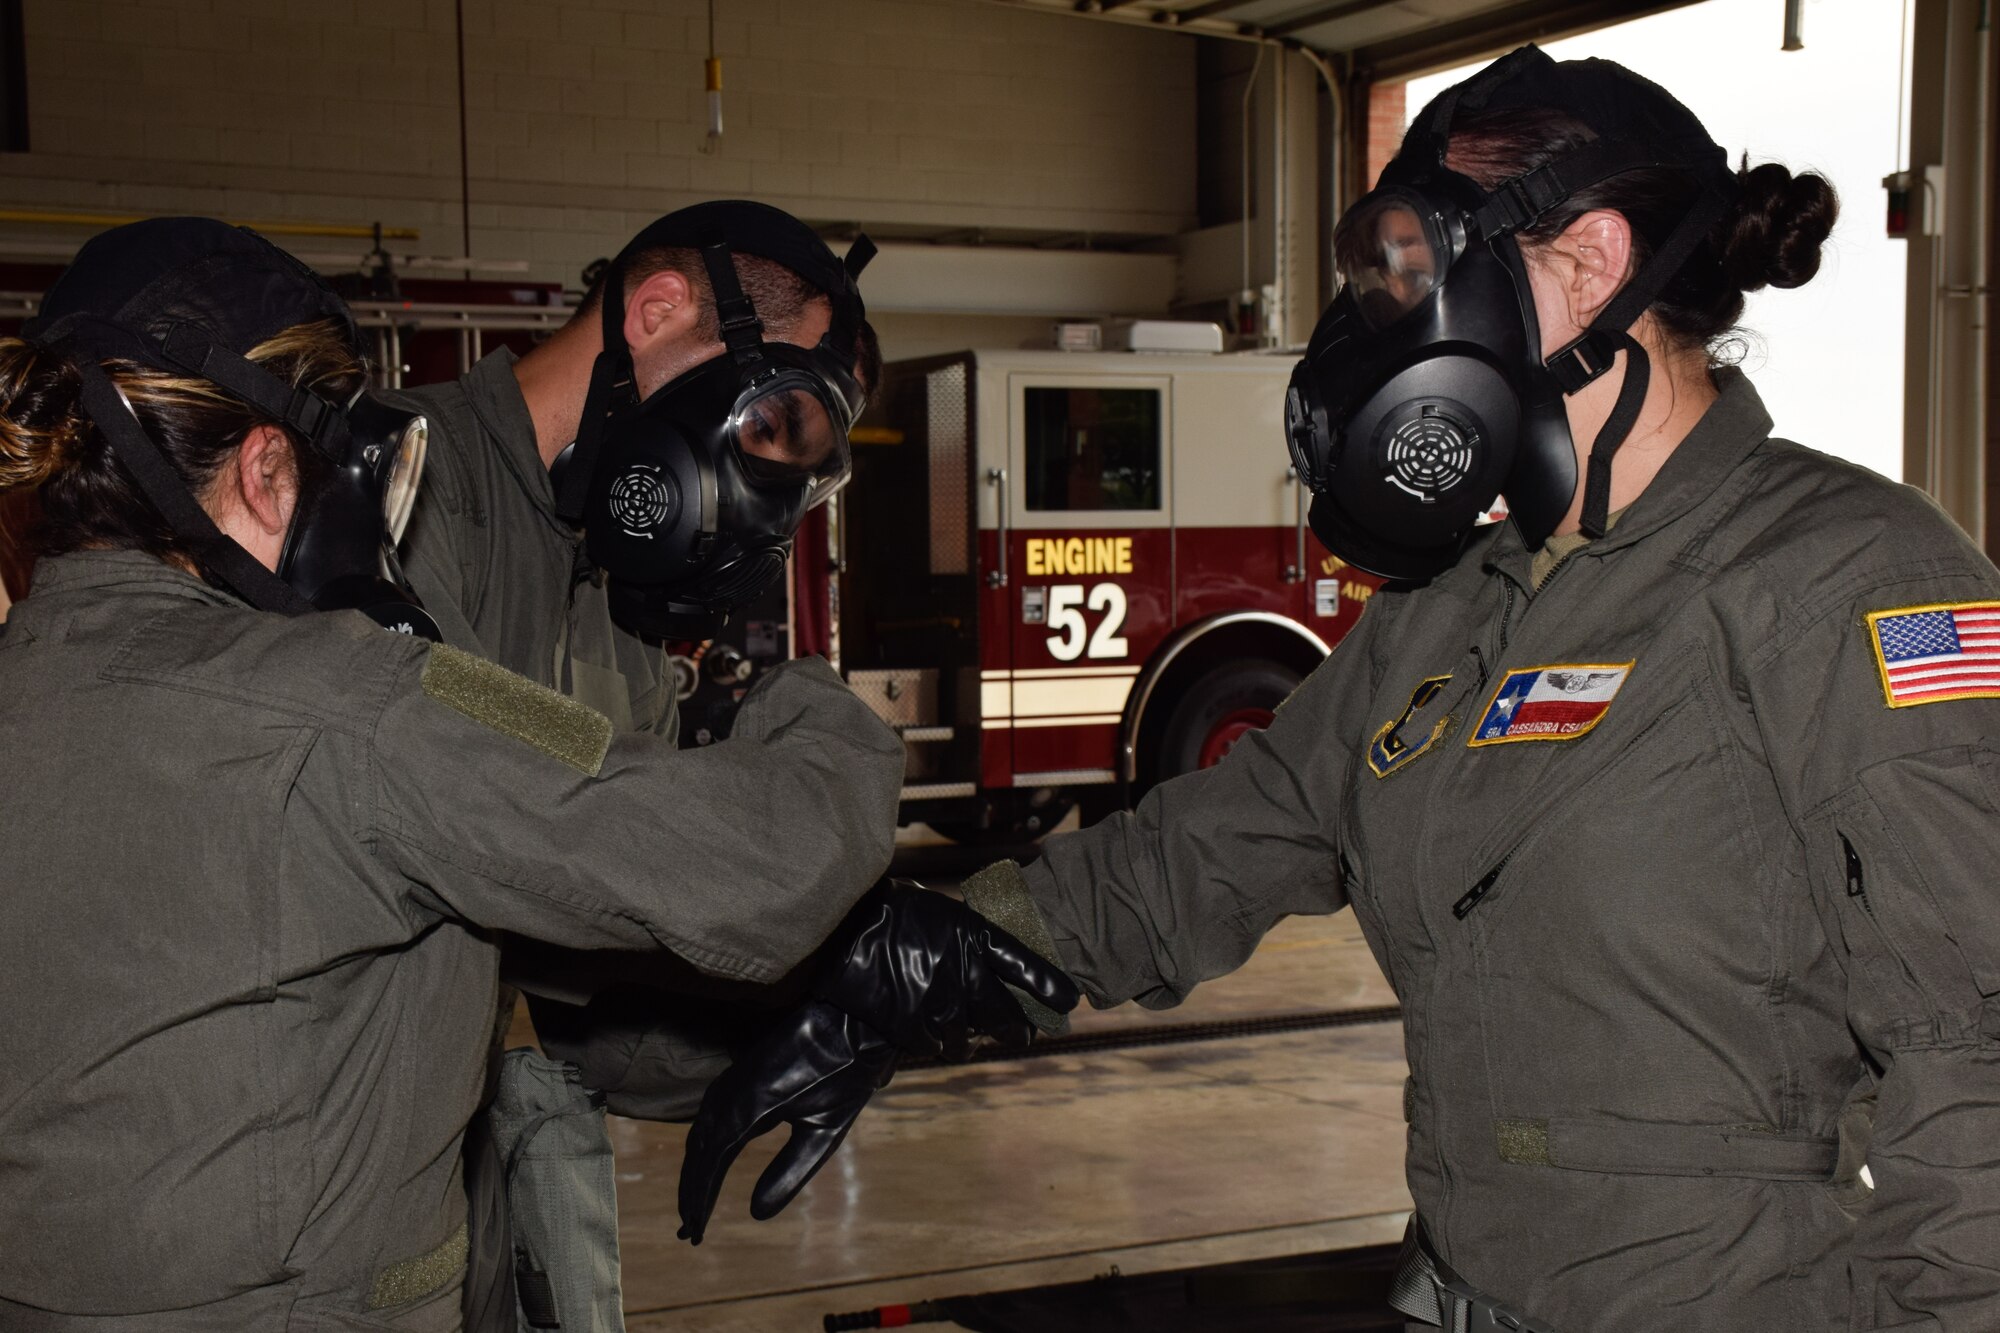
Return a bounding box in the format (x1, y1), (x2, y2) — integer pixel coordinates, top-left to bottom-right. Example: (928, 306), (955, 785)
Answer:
(0, 216), (914, 1328)
(384, 201), (1075, 1326)
(683, 46), (2000, 1331)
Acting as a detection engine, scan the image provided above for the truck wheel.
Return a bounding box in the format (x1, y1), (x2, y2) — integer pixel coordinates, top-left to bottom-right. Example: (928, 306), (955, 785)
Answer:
(1155, 660), (1302, 781)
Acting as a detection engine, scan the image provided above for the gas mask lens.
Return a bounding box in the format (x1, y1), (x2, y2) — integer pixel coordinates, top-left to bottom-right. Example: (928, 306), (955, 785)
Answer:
(728, 370), (853, 506)
(379, 414), (427, 546)
(1335, 196), (1443, 330)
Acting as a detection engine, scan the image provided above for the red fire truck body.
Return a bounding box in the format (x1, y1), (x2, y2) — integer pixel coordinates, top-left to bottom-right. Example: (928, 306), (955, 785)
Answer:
(816, 347), (1383, 840)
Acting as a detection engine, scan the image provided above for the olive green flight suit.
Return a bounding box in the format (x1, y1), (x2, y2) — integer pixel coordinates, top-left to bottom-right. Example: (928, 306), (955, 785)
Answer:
(390, 350), (742, 1117)
(391, 349), (674, 738)
(0, 551), (902, 1330)
(1000, 371), (2000, 1331)
(386, 349), (760, 1329)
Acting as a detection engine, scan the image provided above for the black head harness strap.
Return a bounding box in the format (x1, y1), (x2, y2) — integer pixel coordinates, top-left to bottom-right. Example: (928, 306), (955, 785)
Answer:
(34, 313), (320, 615)
(700, 241), (766, 366)
(1407, 44), (1737, 539)
(553, 209), (877, 527)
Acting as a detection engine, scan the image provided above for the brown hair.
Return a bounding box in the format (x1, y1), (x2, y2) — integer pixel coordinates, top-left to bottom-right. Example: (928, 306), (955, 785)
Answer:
(579, 247), (883, 394)
(1445, 106), (1839, 358)
(0, 318), (365, 563)
(579, 247), (818, 339)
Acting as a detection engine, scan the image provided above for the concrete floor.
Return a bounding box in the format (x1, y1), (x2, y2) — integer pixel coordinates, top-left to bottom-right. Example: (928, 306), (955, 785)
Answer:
(514, 863), (1411, 1332)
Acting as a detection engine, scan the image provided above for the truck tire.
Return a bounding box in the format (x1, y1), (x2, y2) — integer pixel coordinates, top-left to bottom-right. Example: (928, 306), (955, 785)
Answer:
(1155, 659), (1302, 782)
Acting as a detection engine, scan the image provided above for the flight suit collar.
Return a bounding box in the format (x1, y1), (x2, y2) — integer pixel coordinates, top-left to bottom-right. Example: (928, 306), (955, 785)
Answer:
(25, 549), (244, 606)
(461, 347), (569, 531)
(1482, 368), (1774, 592)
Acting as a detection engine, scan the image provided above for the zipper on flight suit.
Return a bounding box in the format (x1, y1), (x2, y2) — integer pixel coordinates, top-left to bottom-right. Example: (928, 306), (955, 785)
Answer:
(1840, 834), (1874, 917)
(1493, 547), (1587, 662)
(1452, 857), (1510, 919)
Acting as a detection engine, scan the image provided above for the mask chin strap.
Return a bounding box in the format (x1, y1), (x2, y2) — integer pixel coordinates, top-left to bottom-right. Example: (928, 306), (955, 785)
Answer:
(1539, 181), (1731, 537)
(1470, 138), (1734, 541)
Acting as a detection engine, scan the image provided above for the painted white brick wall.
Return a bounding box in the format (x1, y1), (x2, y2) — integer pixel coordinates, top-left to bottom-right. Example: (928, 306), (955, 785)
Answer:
(1, 0), (1197, 290)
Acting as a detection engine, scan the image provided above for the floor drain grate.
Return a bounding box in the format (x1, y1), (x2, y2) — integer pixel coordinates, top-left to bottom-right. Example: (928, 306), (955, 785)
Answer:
(904, 1005), (1403, 1069)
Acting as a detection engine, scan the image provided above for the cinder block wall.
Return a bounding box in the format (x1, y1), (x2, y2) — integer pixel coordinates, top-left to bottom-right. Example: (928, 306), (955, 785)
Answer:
(3, 0), (1198, 290)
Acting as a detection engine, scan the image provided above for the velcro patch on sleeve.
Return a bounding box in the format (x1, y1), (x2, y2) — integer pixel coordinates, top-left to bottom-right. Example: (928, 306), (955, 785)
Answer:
(1867, 600), (2000, 708)
(420, 643), (612, 776)
(960, 859), (1071, 1036)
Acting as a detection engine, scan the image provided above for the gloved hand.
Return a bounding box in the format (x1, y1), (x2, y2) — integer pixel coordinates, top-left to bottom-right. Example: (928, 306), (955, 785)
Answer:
(675, 880), (1080, 1242)
(815, 879), (1082, 1059)
(676, 1000), (895, 1245)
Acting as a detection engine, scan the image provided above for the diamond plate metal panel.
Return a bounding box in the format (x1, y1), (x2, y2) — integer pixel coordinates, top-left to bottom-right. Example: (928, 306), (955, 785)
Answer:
(847, 668), (940, 729)
(927, 363), (970, 575)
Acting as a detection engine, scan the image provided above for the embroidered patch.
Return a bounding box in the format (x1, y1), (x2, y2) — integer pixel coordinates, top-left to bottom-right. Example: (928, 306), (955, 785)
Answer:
(1368, 675), (1452, 777)
(1468, 662), (1633, 747)
(1867, 601), (2000, 708)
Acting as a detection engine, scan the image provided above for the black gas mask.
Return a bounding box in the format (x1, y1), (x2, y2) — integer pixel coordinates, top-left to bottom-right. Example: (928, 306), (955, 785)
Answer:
(24, 217), (440, 637)
(1285, 45), (1736, 582)
(551, 201), (875, 640)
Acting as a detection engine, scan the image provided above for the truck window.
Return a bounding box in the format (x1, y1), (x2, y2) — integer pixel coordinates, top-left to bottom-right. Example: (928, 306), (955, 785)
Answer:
(1023, 386), (1162, 512)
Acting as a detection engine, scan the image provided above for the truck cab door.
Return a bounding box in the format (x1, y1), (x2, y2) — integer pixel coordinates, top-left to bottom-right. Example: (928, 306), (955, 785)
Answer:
(983, 372), (1173, 792)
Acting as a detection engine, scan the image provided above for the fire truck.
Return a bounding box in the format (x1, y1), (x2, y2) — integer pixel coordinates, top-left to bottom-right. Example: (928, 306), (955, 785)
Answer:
(682, 334), (1384, 844)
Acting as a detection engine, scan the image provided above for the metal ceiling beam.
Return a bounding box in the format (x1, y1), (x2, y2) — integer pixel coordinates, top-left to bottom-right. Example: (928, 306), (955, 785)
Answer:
(1266, 0), (1402, 40)
(1165, 0), (1269, 23)
(1353, 0), (1704, 79)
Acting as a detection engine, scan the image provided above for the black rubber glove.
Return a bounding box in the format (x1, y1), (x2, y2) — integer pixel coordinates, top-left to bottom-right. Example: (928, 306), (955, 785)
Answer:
(815, 879), (1082, 1059)
(675, 880), (1080, 1243)
(676, 1000), (895, 1245)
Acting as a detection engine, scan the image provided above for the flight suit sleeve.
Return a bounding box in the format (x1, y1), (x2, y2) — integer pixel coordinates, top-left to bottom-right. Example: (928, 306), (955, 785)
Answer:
(367, 649), (905, 984)
(1011, 606), (1383, 1009)
(1749, 557), (2000, 1331)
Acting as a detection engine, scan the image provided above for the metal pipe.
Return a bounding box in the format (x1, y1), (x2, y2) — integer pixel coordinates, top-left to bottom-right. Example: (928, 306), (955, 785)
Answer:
(455, 0), (473, 274)
(1783, 0), (1804, 49)
(1241, 41), (1268, 312)
(1292, 43), (1346, 318)
(1272, 49), (1287, 347)
(1292, 43), (1345, 210)
(1973, 0), (1990, 540)
(0, 208), (419, 241)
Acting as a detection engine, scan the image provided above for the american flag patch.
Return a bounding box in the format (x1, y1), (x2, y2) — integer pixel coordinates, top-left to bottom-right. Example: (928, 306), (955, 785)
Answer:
(1868, 601), (2000, 707)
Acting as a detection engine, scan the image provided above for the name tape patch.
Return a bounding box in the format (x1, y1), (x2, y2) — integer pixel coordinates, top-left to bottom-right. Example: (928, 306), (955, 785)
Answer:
(1868, 600), (2000, 708)
(1469, 662), (1633, 747)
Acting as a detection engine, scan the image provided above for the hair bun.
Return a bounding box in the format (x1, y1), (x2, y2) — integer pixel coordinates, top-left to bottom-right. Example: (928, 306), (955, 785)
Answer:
(1721, 161), (1838, 293)
(0, 341), (88, 493)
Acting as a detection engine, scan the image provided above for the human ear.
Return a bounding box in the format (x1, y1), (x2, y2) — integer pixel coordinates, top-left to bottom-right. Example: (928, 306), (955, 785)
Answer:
(1550, 209), (1635, 327)
(626, 268), (698, 350)
(234, 424), (298, 538)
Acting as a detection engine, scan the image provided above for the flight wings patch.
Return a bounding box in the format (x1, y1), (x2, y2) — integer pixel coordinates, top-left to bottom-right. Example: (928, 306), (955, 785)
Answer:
(1468, 662), (1633, 747)
(1368, 674), (1451, 777)
(1867, 601), (2000, 708)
